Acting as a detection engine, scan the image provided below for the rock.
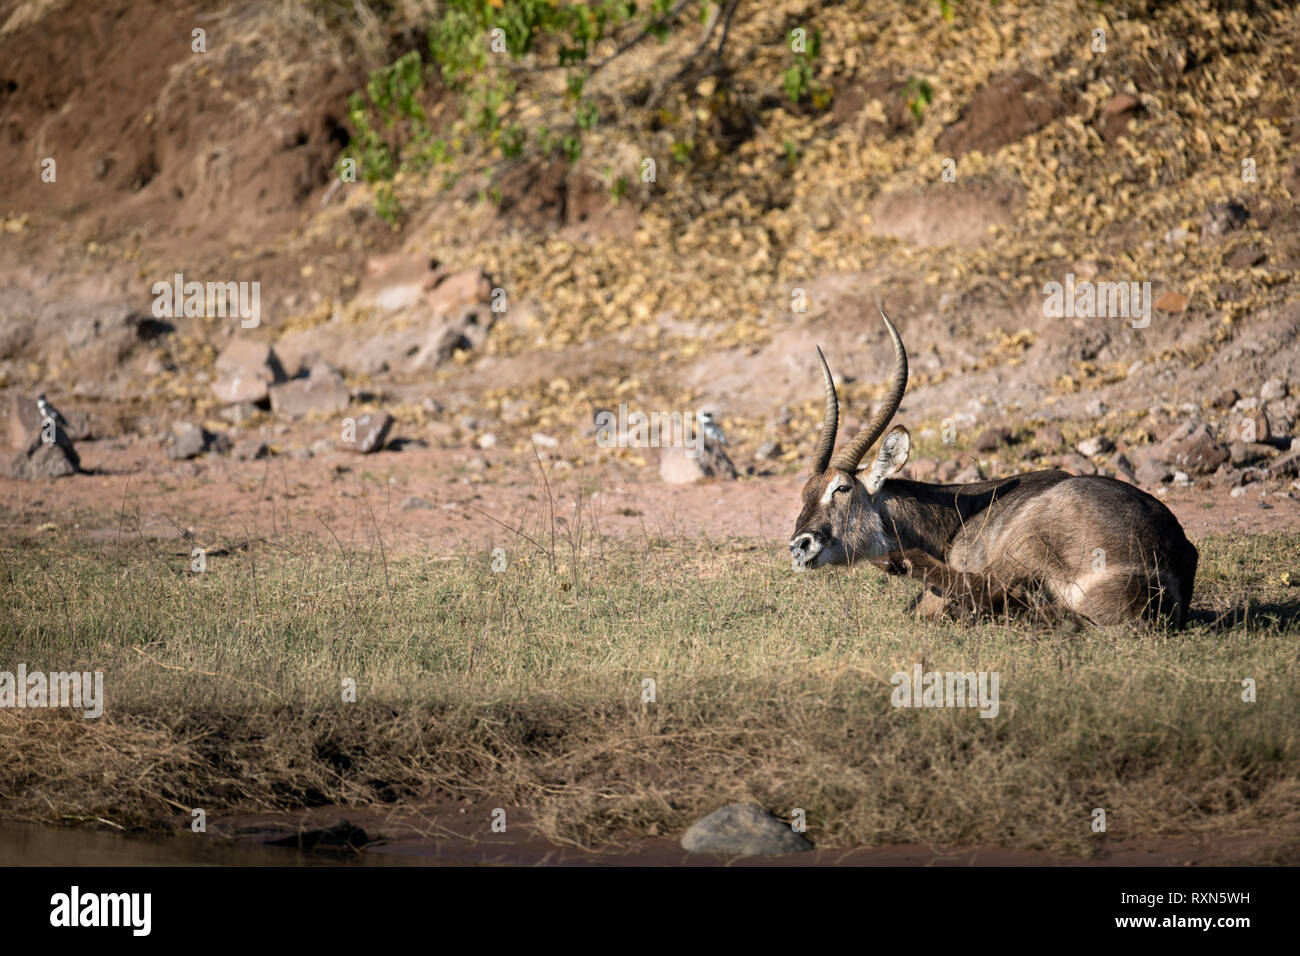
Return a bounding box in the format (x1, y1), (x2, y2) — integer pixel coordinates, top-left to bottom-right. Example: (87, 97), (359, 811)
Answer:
(1173, 470), (1192, 486)
(1233, 410), (1271, 444)
(659, 441), (738, 484)
(1131, 445), (1172, 486)
(465, 454), (489, 472)
(400, 495), (433, 510)
(973, 427), (1011, 452)
(1270, 449), (1300, 478)
(1211, 388), (1240, 410)
(1230, 485), (1249, 498)
(476, 432), (498, 450)
(168, 423), (210, 460)
(1084, 398), (1109, 418)
(1228, 441), (1275, 466)
(6, 393), (43, 450)
(1261, 378), (1288, 402)
(1076, 436), (1113, 457)
(1154, 291), (1189, 313)
(680, 803), (813, 856)
(231, 438), (270, 461)
(1034, 425), (1065, 451)
(425, 269), (494, 318)
(1212, 463), (1244, 487)
(936, 458), (961, 482)
(211, 376), (272, 405)
(530, 432), (559, 449)
(340, 412), (393, 454)
(1059, 452), (1098, 476)
(268, 368), (350, 418)
(953, 461), (983, 483)
(4, 400), (80, 479)
(1167, 423), (1230, 475)
(211, 338), (287, 404)
(755, 439), (780, 460)
(1098, 92), (1140, 142)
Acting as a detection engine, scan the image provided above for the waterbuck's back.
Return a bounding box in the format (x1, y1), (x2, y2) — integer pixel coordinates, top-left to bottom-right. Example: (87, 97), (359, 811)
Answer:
(914, 472), (1197, 626)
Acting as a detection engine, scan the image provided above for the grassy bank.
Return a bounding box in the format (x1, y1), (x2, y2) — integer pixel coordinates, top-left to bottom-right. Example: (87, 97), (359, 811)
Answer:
(1, 526), (1298, 857)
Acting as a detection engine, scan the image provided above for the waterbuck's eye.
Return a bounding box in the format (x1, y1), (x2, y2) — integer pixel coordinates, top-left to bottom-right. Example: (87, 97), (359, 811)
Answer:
(833, 482), (850, 495)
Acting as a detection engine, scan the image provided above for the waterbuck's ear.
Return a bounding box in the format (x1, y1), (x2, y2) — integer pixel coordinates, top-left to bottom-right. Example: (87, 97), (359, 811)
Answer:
(863, 425), (910, 494)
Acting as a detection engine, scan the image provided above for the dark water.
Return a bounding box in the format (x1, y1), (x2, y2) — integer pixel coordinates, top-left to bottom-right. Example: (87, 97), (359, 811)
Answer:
(0, 822), (431, 867)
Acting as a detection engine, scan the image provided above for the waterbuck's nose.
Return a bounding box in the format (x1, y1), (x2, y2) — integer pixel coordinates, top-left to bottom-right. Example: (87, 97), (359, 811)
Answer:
(790, 533), (815, 557)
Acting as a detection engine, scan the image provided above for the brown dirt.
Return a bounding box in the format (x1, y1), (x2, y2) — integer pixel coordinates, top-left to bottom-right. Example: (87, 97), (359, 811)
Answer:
(3, 439), (1296, 559)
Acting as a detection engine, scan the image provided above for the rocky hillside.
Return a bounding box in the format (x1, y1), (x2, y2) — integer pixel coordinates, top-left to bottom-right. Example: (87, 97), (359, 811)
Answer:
(1, 0), (1298, 496)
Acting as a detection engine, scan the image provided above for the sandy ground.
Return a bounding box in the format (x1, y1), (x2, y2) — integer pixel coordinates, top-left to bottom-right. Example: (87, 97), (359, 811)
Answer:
(3, 437), (1297, 557)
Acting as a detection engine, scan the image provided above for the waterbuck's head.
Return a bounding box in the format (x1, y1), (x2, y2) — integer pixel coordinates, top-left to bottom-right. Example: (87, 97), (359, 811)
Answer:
(789, 311), (912, 571)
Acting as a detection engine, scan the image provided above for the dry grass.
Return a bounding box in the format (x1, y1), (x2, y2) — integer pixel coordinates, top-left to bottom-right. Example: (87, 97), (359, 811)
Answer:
(1, 522), (1298, 857)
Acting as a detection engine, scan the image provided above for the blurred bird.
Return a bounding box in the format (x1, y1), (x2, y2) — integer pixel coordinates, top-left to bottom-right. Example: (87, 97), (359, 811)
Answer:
(697, 408), (729, 446)
(36, 393), (68, 432)
(695, 406), (737, 479)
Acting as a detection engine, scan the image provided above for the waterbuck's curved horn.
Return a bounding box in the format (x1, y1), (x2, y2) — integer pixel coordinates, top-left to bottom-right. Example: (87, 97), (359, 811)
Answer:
(810, 345), (839, 474)
(829, 310), (908, 473)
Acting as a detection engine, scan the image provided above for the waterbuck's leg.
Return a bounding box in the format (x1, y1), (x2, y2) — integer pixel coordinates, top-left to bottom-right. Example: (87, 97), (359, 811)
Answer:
(873, 549), (1014, 617)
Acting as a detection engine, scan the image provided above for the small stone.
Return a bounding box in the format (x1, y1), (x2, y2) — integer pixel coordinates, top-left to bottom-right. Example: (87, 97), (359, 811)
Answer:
(340, 412), (394, 454)
(1173, 470), (1191, 486)
(680, 803), (813, 856)
(400, 495), (433, 510)
(476, 432), (498, 450)
(1230, 485), (1248, 498)
(1076, 436), (1113, 457)
(1154, 292), (1189, 313)
(1084, 399), (1109, 419)
(268, 369), (350, 418)
(755, 439), (780, 460)
(1059, 452), (1098, 476)
(1034, 425), (1065, 451)
(1132, 445), (1172, 486)
(973, 427), (1011, 452)
(1269, 449), (1300, 478)
(1168, 424), (1230, 475)
(168, 423), (209, 460)
(530, 432), (559, 449)
(1234, 410), (1271, 444)
(1261, 379), (1288, 402)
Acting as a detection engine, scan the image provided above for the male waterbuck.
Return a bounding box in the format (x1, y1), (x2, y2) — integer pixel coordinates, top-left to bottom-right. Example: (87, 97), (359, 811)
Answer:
(789, 312), (1198, 626)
